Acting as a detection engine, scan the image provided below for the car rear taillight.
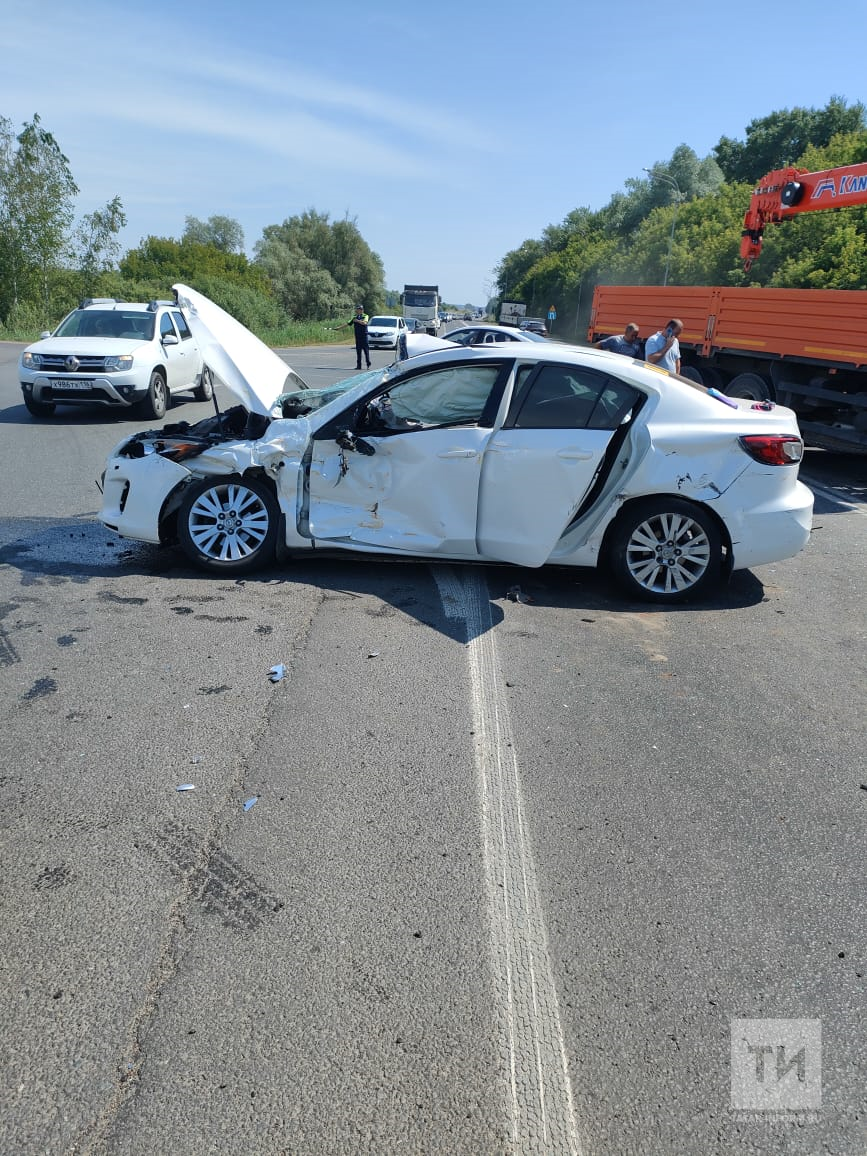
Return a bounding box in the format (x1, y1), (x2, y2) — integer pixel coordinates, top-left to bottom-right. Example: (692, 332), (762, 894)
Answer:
(738, 434), (803, 465)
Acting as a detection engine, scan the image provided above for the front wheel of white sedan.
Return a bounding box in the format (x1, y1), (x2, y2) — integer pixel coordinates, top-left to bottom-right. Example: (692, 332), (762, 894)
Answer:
(177, 476), (278, 574)
(607, 499), (722, 602)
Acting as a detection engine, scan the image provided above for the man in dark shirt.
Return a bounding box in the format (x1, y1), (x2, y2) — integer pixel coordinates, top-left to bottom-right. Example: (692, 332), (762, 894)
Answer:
(339, 305), (371, 369)
(594, 323), (642, 358)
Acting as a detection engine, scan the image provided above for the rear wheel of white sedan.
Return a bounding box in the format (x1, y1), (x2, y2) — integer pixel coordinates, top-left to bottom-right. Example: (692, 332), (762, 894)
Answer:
(178, 475), (278, 574)
(607, 498), (722, 602)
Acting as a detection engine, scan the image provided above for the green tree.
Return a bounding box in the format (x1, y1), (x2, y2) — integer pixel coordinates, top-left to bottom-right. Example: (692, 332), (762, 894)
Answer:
(713, 96), (866, 183)
(0, 114), (78, 322)
(74, 195), (127, 294)
(120, 235), (269, 292)
(254, 210), (385, 318)
(255, 240), (347, 319)
(182, 214), (245, 253)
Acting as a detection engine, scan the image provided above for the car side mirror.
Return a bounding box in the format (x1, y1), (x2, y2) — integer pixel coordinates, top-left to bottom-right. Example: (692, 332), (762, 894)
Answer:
(161, 333), (179, 346)
(336, 428), (376, 456)
(40, 331), (51, 339)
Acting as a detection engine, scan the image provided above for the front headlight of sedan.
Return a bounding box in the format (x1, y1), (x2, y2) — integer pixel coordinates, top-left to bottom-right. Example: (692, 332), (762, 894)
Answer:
(22, 351), (42, 369)
(104, 354), (134, 372)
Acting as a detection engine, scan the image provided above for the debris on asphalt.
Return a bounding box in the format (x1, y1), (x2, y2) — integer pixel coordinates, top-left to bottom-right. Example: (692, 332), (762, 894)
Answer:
(506, 585), (533, 604)
(243, 796), (258, 812)
(190, 755), (202, 764)
(268, 664), (286, 683)
(367, 651), (380, 659)
(176, 784), (196, 792)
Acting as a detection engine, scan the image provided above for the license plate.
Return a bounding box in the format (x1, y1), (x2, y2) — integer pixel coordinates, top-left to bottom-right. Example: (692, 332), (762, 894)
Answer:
(51, 378), (93, 390)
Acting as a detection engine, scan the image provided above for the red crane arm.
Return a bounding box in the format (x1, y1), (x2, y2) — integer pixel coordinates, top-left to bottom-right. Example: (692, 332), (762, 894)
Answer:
(741, 162), (867, 270)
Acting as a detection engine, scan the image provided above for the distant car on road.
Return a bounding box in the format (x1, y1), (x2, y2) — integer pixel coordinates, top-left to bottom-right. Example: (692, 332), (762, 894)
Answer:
(367, 316), (407, 350)
(443, 324), (548, 346)
(19, 298), (212, 420)
(520, 317), (549, 336)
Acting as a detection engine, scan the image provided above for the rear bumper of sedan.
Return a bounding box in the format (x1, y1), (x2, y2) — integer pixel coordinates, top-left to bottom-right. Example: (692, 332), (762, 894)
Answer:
(724, 478), (813, 571)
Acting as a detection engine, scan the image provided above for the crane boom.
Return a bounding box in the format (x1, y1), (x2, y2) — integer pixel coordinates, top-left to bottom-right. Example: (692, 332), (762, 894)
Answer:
(741, 162), (867, 269)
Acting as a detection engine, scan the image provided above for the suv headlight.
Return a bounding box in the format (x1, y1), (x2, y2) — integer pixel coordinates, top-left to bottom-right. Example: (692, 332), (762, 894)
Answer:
(104, 354), (134, 372)
(22, 352), (42, 369)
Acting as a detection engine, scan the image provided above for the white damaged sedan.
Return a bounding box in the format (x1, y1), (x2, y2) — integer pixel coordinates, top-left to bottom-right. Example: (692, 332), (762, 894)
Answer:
(98, 285), (813, 602)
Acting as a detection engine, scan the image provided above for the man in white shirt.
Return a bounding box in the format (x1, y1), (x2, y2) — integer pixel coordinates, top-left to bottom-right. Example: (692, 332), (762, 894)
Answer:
(645, 319), (683, 375)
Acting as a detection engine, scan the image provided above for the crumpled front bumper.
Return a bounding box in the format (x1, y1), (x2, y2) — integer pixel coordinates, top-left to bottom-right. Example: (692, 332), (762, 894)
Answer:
(99, 453), (192, 543)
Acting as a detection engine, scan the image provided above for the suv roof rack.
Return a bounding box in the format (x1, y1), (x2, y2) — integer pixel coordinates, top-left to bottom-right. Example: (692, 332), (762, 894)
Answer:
(147, 299), (175, 312)
(79, 297), (119, 308)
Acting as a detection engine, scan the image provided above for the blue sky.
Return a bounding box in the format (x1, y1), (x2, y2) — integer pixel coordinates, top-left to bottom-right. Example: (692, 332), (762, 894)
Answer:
(3, 0), (864, 306)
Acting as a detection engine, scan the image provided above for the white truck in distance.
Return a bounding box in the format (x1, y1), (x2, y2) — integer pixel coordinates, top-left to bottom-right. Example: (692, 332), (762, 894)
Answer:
(499, 301), (527, 327)
(402, 285), (441, 335)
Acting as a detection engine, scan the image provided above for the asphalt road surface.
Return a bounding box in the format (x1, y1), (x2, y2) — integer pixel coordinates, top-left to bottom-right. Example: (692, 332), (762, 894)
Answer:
(0, 338), (864, 1155)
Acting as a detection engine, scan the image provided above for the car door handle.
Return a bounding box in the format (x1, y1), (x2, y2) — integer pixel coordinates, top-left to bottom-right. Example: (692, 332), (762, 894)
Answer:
(437, 448), (477, 458)
(557, 448), (595, 460)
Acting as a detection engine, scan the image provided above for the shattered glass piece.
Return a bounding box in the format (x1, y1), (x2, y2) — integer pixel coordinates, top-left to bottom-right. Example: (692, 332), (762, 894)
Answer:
(367, 651), (380, 659)
(243, 796), (258, 811)
(268, 664), (286, 682)
(176, 784), (196, 792)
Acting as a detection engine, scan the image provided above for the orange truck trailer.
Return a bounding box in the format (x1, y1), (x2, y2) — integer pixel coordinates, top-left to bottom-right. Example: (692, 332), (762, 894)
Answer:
(588, 284), (867, 453)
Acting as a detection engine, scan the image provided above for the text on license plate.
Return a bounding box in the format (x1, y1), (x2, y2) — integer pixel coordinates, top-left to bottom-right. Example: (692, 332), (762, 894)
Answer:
(52, 379), (93, 390)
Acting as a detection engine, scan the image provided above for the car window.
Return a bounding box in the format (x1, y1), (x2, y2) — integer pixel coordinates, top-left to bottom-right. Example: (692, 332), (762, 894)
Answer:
(159, 312), (176, 339)
(510, 364), (642, 430)
(366, 364), (503, 430)
(445, 329), (475, 346)
(172, 311), (193, 341)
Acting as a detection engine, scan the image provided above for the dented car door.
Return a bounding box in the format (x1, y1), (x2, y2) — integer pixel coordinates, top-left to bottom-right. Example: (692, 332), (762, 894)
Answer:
(306, 362), (509, 556)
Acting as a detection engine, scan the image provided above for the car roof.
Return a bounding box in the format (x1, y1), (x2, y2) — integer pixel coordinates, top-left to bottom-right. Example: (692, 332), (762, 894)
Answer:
(78, 301), (173, 313)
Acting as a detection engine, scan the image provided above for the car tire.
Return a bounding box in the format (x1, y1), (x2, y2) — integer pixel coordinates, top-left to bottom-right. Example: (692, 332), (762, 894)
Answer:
(607, 498), (722, 603)
(140, 370), (168, 420)
(177, 475), (279, 575)
(23, 394), (56, 418)
(194, 366), (214, 402)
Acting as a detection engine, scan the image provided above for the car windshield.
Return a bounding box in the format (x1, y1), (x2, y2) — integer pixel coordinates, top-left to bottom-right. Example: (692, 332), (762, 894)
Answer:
(370, 316), (397, 327)
(276, 368), (386, 418)
(54, 310), (155, 340)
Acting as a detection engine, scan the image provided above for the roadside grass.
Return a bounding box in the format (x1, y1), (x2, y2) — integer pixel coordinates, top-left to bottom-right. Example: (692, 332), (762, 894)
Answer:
(259, 319), (352, 347)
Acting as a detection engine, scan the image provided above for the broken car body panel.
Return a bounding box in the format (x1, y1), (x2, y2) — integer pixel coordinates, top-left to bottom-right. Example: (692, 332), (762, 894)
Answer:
(97, 294), (814, 601)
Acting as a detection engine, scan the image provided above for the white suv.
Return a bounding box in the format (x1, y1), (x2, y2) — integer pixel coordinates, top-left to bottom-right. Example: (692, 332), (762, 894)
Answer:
(19, 298), (212, 420)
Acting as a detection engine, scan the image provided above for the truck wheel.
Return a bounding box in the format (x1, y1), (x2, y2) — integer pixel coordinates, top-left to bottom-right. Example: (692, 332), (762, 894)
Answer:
(726, 372), (773, 402)
(139, 370), (168, 419)
(697, 366), (726, 392)
(606, 498), (722, 603)
(194, 366), (214, 402)
(177, 475), (278, 574)
(23, 394), (56, 418)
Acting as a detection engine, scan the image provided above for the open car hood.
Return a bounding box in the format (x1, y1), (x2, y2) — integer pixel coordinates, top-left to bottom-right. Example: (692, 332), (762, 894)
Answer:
(173, 283), (299, 417)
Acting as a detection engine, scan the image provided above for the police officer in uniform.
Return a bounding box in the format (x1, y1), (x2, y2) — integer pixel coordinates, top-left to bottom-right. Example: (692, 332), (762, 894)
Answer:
(339, 305), (371, 369)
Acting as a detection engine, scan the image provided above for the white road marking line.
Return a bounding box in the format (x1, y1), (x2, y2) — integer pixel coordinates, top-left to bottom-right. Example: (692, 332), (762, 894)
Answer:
(803, 477), (867, 517)
(434, 566), (583, 1155)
